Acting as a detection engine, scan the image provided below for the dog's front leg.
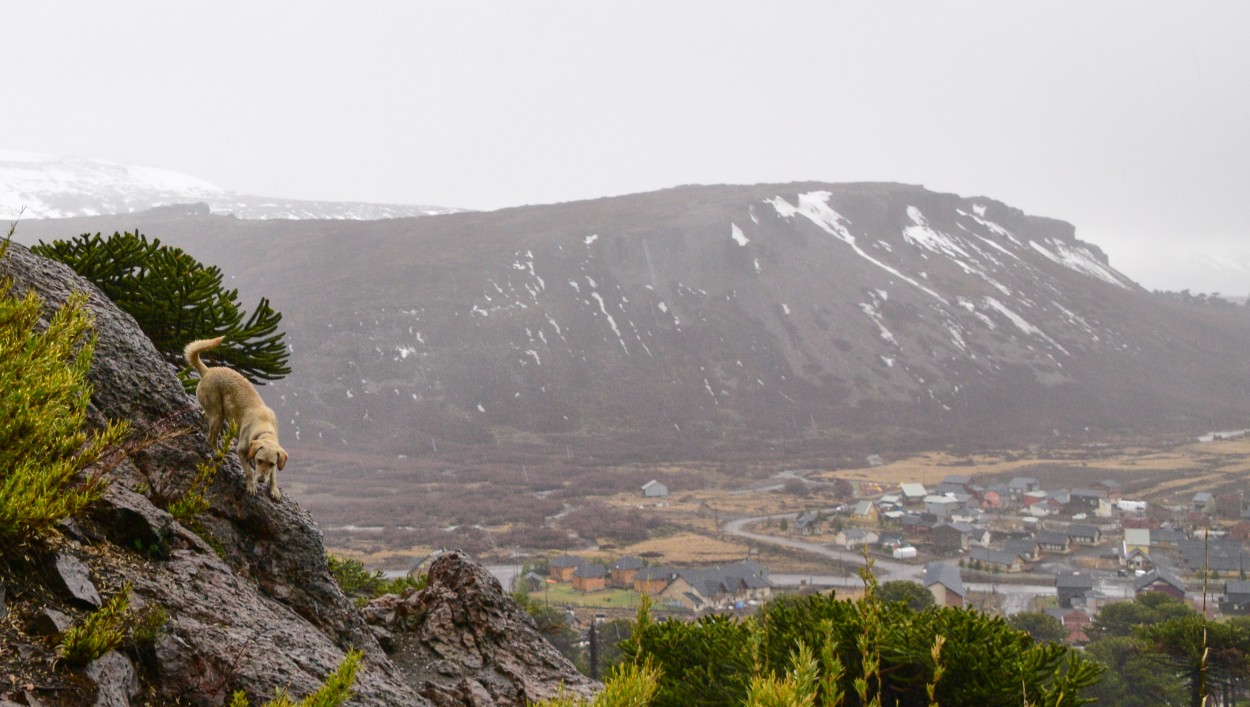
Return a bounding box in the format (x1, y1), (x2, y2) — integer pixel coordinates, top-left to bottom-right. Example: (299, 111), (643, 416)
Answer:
(239, 446), (258, 495)
(267, 469), (282, 501)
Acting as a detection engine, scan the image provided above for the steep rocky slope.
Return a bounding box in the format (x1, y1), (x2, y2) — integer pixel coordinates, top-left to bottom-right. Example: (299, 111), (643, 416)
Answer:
(0, 242), (594, 706)
(15, 182), (1250, 466)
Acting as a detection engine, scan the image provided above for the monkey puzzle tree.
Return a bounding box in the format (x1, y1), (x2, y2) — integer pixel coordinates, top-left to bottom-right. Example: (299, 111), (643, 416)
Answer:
(32, 231), (290, 386)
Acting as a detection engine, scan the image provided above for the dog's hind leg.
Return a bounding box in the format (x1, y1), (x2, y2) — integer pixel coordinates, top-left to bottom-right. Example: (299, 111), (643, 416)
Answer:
(207, 414), (223, 450)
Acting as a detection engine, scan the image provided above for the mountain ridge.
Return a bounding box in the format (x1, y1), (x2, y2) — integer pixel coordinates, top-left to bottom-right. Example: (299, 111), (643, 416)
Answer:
(14, 181), (1250, 469)
(0, 149), (463, 220)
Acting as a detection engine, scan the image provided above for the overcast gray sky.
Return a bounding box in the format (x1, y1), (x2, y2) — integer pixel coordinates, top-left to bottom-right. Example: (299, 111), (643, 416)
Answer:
(4, 2), (1249, 294)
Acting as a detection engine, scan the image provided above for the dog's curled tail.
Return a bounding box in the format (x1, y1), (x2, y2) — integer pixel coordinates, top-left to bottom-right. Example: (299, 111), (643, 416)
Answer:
(184, 336), (226, 377)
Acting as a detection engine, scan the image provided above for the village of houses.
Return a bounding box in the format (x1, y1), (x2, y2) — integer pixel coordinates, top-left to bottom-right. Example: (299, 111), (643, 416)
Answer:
(531, 470), (1250, 646)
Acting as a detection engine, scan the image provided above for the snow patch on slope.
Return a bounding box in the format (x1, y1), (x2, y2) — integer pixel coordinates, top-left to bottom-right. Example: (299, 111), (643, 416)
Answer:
(768, 192), (947, 303)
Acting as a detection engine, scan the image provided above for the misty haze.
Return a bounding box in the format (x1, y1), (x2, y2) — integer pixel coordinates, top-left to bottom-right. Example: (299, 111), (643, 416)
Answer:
(4, 3), (1250, 705)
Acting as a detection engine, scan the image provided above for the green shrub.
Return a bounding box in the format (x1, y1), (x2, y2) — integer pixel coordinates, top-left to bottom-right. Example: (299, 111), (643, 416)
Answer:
(327, 553), (425, 606)
(229, 649), (364, 707)
(57, 585), (133, 666)
(0, 235), (128, 552)
(31, 230), (290, 388)
(531, 659), (662, 707)
(623, 586), (1104, 706)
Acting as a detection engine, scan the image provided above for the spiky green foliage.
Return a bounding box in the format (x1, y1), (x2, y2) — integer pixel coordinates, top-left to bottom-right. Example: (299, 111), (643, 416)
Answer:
(230, 649), (364, 707)
(620, 596), (755, 706)
(745, 640), (821, 707)
(0, 237), (128, 551)
(326, 553), (425, 607)
(877, 580), (936, 612)
(56, 585), (133, 665)
(1082, 636), (1187, 707)
(531, 659), (662, 707)
(624, 589), (1103, 707)
(1137, 614), (1250, 707)
(31, 230), (290, 387)
(1008, 611), (1065, 644)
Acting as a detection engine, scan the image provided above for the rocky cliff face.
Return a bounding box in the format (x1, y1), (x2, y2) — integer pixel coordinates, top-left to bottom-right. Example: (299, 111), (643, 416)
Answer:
(0, 242), (594, 706)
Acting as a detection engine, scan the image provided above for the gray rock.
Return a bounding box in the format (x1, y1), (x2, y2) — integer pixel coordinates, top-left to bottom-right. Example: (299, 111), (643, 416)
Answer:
(30, 607), (73, 636)
(84, 651), (139, 707)
(48, 553), (101, 608)
(88, 483), (178, 560)
(378, 551), (600, 706)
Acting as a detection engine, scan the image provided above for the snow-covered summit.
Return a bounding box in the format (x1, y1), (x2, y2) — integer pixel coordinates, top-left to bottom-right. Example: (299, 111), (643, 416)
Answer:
(0, 150), (460, 220)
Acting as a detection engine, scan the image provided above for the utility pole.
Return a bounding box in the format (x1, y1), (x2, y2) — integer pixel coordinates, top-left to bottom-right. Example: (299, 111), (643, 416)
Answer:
(588, 621), (599, 680)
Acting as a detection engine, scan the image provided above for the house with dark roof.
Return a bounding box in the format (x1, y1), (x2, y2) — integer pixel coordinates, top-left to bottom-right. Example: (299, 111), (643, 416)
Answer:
(1069, 489), (1106, 511)
(572, 563), (608, 592)
(901, 514), (933, 536)
(878, 531), (906, 549)
(1065, 525), (1102, 545)
(1134, 567), (1187, 600)
(836, 528), (879, 549)
(667, 561), (774, 612)
(632, 566), (676, 594)
(1222, 580), (1250, 614)
(1004, 537), (1042, 563)
(1193, 492), (1214, 510)
(1055, 571), (1097, 609)
(1095, 479), (1123, 500)
(931, 523), (970, 553)
(1037, 532), (1073, 554)
(1151, 528), (1187, 547)
(1178, 538), (1249, 574)
(657, 574), (705, 611)
(969, 546), (1023, 572)
(1008, 477), (1040, 496)
(549, 554), (585, 582)
(794, 510), (821, 536)
(923, 562), (965, 607)
(610, 556), (645, 588)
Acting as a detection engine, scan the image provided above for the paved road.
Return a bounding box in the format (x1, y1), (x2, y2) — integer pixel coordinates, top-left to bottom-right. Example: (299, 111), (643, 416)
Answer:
(722, 512), (924, 582)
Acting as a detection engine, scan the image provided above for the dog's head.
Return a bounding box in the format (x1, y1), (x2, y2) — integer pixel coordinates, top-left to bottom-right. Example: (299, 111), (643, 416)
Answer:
(248, 439), (289, 473)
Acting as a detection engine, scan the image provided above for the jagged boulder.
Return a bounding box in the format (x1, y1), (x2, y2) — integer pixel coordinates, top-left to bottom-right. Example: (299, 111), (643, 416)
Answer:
(365, 551), (601, 706)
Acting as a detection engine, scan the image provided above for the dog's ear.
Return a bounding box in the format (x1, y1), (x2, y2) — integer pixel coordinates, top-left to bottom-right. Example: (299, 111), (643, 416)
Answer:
(248, 439), (263, 461)
(277, 449), (288, 471)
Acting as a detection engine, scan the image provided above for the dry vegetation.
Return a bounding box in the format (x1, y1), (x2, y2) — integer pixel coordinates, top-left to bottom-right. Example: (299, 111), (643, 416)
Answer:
(308, 435), (1250, 572)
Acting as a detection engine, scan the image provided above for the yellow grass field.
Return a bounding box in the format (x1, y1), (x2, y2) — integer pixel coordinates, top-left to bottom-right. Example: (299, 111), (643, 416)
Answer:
(618, 532), (751, 565)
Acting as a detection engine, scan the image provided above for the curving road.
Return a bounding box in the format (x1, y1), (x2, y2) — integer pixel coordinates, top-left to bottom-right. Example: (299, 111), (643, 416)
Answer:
(722, 511), (923, 582)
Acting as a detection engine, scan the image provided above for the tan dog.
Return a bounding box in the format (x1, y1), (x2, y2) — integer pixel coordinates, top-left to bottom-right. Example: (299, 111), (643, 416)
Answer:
(184, 336), (289, 500)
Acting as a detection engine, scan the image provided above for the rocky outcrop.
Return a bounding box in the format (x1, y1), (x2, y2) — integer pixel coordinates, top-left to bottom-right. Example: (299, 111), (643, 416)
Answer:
(363, 552), (600, 706)
(0, 242), (593, 705)
(1, 241), (420, 705)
